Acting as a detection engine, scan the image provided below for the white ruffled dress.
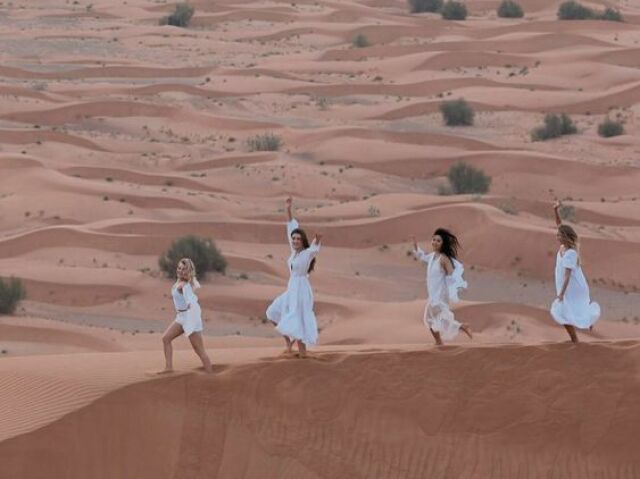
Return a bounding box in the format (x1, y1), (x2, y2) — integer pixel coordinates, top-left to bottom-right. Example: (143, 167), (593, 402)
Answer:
(172, 282), (203, 337)
(550, 248), (600, 329)
(266, 218), (321, 345)
(414, 248), (467, 340)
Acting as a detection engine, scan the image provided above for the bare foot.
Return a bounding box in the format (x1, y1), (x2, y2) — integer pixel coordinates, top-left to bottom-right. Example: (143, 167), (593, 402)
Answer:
(156, 368), (174, 375)
(461, 324), (473, 340)
(296, 350), (308, 359)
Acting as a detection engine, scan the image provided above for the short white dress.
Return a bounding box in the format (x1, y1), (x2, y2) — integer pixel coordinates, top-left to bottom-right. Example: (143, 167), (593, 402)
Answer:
(414, 248), (467, 340)
(172, 282), (203, 337)
(550, 248), (600, 329)
(266, 218), (320, 345)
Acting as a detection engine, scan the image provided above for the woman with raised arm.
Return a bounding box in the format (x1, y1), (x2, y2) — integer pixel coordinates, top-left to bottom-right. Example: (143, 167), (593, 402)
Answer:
(266, 197), (321, 358)
(550, 201), (600, 343)
(411, 229), (472, 346)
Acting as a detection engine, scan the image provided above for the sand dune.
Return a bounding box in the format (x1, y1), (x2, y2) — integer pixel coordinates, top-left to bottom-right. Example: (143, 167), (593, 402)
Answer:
(1, 343), (639, 478)
(1, 0), (639, 475)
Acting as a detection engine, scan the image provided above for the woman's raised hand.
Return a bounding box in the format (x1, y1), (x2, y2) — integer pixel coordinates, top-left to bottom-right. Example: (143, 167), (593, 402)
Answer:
(410, 235), (418, 250)
(314, 233), (323, 243)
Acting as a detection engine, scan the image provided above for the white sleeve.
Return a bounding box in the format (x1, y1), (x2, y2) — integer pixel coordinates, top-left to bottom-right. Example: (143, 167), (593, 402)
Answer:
(446, 258), (468, 304)
(287, 218), (300, 252)
(182, 283), (199, 306)
(561, 250), (578, 270)
(307, 239), (321, 256)
(413, 247), (431, 263)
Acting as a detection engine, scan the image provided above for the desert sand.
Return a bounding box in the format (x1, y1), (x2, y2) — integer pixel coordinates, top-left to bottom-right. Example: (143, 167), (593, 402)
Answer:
(1, 0), (639, 477)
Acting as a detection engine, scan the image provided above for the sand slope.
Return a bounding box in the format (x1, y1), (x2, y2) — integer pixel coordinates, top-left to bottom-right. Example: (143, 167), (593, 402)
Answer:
(1, 342), (639, 479)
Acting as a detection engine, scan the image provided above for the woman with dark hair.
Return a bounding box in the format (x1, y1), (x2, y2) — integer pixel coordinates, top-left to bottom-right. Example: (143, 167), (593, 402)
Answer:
(266, 196), (322, 357)
(411, 229), (472, 345)
(550, 201), (600, 343)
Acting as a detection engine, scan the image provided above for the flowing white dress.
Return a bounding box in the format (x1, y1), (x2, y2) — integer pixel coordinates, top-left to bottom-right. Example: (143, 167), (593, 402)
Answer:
(266, 218), (320, 345)
(172, 282), (203, 337)
(415, 248), (467, 340)
(550, 248), (600, 329)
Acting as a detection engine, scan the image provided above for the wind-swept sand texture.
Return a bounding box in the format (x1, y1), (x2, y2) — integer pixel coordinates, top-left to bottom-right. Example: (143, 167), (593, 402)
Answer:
(1, 0), (640, 476)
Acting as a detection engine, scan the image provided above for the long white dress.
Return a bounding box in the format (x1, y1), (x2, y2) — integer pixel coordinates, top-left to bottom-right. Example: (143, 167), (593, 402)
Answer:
(266, 218), (321, 345)
(172, 282), (203, 337)
(550, 248), (600, 329)
(414, 247), (467, 340)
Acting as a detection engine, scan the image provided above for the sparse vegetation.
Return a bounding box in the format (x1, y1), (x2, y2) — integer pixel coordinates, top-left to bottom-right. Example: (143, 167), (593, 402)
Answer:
(498, 198), (518, 215)
(559, 204), (577, 222)
(159, 236), (227, 279)
(497, 0), (524, 18)
(368, 205), (381, 217)
(441, 0), (467, 20)
(246, 133), (282, 152)
(352, 33), (371, 48)
(0, 277), (26, 315)
(161, 2), (195, 27)
(440, 98), (474, 126)
(408, 0), (443, 13)
(447, 162), (491, 194)
(598, 118), (625, 137)
(531, 113), (577, 141)
(557, 1), (623, 21)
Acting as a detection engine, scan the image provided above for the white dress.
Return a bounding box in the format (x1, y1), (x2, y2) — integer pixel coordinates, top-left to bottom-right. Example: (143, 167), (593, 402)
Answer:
(550, 248), (600, 329)
(415, 248), (467, 340)
(172, 282), (203, 337)
(266, 218), (320, 345)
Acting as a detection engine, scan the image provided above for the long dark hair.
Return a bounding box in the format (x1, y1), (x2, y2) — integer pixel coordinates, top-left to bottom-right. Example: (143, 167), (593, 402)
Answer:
(291, 228), (316, 273)
(433, 228), (460, 260)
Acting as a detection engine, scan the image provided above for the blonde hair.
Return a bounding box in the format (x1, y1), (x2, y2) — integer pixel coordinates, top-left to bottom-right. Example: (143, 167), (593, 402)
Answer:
(178, 257), (201, 289)
(558, 225), (581, 264)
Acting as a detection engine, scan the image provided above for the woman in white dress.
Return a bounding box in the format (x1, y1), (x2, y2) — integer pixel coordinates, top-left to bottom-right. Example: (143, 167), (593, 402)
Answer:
(411, 229), (472, 345)
(266, 197), (322, 358)
(550, 201), (600, 343)
(161, 258), (213, 373)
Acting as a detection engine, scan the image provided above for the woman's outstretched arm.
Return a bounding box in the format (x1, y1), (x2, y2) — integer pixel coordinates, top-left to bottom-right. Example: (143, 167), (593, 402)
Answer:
(553, 200), (562, 227)
(286, 196), (293, 222)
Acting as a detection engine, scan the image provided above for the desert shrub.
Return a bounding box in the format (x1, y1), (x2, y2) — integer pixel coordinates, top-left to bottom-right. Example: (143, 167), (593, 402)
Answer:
(440, 98), (474, 126)
(598, 118), (624, 137)
(246, 133), (282, 151)
(498, 198), (518, 215)
(598, 8), (623, 22)
(161, 3), (195, 27)
(559, 204), (576, 222)
(531, 113), (577, 141)
(159, 236), (227, 279)
(441, 0), (467, 20)
(0, 277), (26, 315)
(497, 0), (524, 18)
(557, 1), (593, 19)
(352, 34), (371, 48)
(368, 205), (380, 217)
(447, 162), (491, 194)
(408, 0), (443, 13)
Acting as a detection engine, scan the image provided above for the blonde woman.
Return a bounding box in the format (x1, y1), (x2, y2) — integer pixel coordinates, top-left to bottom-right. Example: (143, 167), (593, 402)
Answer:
(551, 201), (600, 343)
(161, 258), (213, 372)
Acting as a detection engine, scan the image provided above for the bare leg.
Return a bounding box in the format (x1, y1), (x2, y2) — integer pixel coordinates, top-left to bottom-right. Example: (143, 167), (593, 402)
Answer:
(270, 320), (293, 355)
(161, 322), (184, 372)
(564, 325), (579, 343)
(296, 340), (307, 358)
(460, 323), (473, 340)
(188, 332), (213, 373)
(430, 329), (443, 346)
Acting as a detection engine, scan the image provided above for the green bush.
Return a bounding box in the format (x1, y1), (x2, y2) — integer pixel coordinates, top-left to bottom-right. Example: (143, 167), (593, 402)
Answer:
(159, 236), (227, 279)
(559, 204), (576, 222)
(440, 98), (474, 126)
(0, 277), (26, 315)
(531, 113), (577, 141)
(408, 0), (443, 13)
(598, 7), (623, 22)
(441, 0), (467, 20)
(447, 162), (491, 194)
(557, 1), (593, 19)
(246, 133), (282, 152)
(497, 0), (524, 18)
(161, 3), (195, 27)
(352, 34), (371, 48)
(598, 118), (624, 137)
